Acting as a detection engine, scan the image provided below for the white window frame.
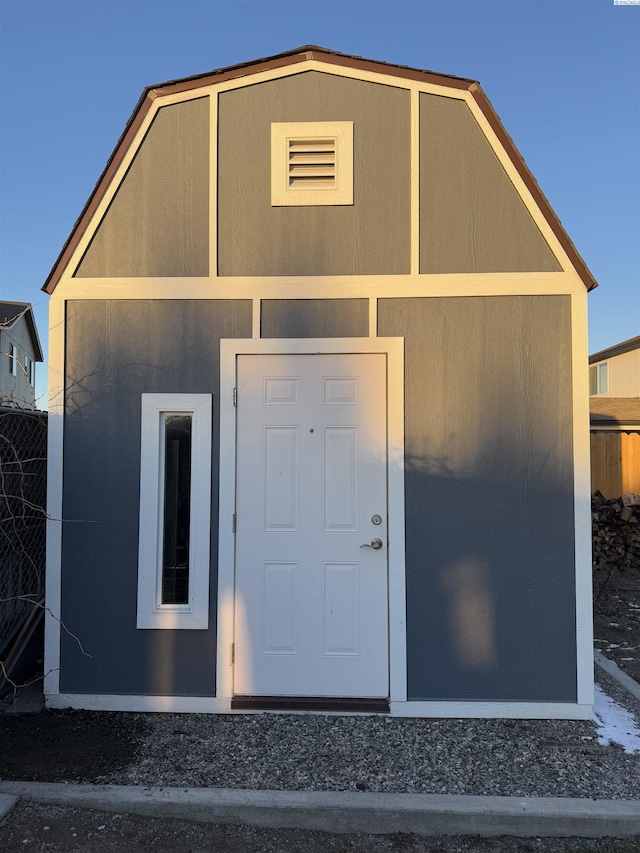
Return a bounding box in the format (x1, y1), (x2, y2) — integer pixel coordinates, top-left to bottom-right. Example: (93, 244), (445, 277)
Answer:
(137, 393), (212, 630)
(590, 362), (608, 395)
(271, 121), (353, 206)
(9, 343), (17, 376)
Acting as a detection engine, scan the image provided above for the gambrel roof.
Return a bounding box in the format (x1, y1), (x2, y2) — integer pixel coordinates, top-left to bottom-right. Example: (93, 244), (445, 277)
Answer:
(42, 45), (597, 294)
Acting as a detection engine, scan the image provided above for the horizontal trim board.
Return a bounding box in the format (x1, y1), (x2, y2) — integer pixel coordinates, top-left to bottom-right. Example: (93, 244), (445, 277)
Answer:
(390, 702), (592, 720)
(52, 272), (585, 303)
(45, 693), (592, 719)
(46, 693), (232, 714)
(591, 426), (640, 433)
(231, 696), (390, 713)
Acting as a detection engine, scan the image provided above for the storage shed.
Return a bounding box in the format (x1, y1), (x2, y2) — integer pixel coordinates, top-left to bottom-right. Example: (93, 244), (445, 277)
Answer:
(44, 47), (595, 718)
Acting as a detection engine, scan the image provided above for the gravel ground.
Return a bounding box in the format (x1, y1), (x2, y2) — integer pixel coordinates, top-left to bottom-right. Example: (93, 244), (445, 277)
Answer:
(2, 667), (640, 851)
(2, 669), (640, 800)
(99, 670), (640, 799)
(1, 668), (639, 803)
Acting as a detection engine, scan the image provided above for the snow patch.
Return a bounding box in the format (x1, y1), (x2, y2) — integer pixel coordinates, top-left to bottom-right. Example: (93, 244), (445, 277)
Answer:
(593, 684), (640, 754)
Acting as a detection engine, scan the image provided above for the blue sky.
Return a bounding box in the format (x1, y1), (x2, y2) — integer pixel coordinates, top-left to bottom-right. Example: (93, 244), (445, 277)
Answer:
(1, 0), (638, 405)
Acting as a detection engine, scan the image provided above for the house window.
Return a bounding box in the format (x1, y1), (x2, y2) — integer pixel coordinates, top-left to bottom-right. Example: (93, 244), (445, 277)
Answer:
(9, 344), (17, 376)
(137, 394), (212, 630)
(590, 363), (608, 395)
(271, 121), (353, 206)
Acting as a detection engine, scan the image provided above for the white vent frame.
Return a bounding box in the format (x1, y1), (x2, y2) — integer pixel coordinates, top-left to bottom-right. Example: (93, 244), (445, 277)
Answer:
(271, 121), (353, 206)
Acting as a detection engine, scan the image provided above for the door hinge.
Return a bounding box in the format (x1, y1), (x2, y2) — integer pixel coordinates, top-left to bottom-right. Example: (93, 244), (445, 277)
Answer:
(230, 643), (235, 665)
(232, 513), (236, 533)
(233, 387), (237, 407)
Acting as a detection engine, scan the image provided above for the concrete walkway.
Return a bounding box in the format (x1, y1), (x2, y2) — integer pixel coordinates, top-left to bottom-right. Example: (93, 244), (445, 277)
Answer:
(1, 781), (640, 839)
(0, 794), (18, 823)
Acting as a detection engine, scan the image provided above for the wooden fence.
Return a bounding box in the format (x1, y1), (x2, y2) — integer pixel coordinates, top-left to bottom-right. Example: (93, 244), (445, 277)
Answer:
(591, 431), (640, 498)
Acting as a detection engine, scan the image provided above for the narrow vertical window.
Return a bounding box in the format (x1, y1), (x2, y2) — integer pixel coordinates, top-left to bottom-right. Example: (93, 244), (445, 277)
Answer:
(9, 344), (17, 376)
(161, 414), (192, 605)
(137, 394), (211, 629)
(598, 363), (608, 394)
(590, 362), (608, 395)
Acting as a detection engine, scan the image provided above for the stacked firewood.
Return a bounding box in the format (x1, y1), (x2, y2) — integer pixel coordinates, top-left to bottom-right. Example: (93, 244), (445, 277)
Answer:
(592, 492), (640, 574)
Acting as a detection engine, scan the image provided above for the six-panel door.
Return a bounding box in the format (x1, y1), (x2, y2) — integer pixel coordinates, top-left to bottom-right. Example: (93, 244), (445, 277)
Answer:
(234, 353), (389, 697)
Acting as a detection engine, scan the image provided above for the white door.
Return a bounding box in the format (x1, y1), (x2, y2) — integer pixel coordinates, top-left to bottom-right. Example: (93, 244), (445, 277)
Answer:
(234, 353), (389, 698)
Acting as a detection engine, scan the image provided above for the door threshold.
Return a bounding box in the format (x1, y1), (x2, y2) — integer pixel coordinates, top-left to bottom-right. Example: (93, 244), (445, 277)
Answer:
(231, 695), (390, 713)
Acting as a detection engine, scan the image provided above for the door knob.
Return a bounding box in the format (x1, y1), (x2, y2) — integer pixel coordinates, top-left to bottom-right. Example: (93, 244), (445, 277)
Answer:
(361, 538), (383, 550)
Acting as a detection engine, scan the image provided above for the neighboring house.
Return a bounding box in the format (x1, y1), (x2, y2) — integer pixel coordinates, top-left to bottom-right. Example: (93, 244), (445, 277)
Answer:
(0, 302), (43, 410)
(590, 336), (640, 497)
(589, 335), (640, 397)
(43, 47), (595, 720)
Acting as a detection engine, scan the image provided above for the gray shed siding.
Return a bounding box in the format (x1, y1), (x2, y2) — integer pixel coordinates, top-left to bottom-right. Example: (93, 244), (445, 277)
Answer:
(261, 299), (369, 338)
(59, 295), (577, 702)
(75, 98), (210, 278)
(60, 300), (251, 695)
(217, 72), (411, 277)
(419, 94), (562, 274)
(378, 295), (576, 702)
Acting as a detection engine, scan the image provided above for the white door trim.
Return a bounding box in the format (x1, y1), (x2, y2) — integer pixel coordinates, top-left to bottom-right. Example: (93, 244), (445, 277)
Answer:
(217, 337), (406, 705)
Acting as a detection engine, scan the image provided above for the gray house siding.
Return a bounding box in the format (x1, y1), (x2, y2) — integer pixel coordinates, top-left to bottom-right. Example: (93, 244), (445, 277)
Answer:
(60, 300), (251, 694)
(378, 294), (576, 702)
(0, 315), (38, 409)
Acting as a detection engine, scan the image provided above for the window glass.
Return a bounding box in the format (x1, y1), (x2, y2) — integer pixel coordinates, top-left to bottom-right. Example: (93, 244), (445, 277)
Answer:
(598, 363), (608, 394)
(162, 414), (192, 605)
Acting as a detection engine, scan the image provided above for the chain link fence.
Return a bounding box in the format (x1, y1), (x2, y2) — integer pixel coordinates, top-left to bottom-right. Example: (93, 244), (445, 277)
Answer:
(0, 406), (47, 671)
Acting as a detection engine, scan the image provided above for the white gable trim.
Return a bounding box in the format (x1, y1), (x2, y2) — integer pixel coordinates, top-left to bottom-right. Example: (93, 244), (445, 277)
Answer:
(52, 56), (579, 287)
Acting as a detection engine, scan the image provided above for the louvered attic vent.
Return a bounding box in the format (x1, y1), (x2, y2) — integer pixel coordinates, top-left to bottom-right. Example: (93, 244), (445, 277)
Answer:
(271, 121), (353, 206)
(288, 138), (336, 189)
